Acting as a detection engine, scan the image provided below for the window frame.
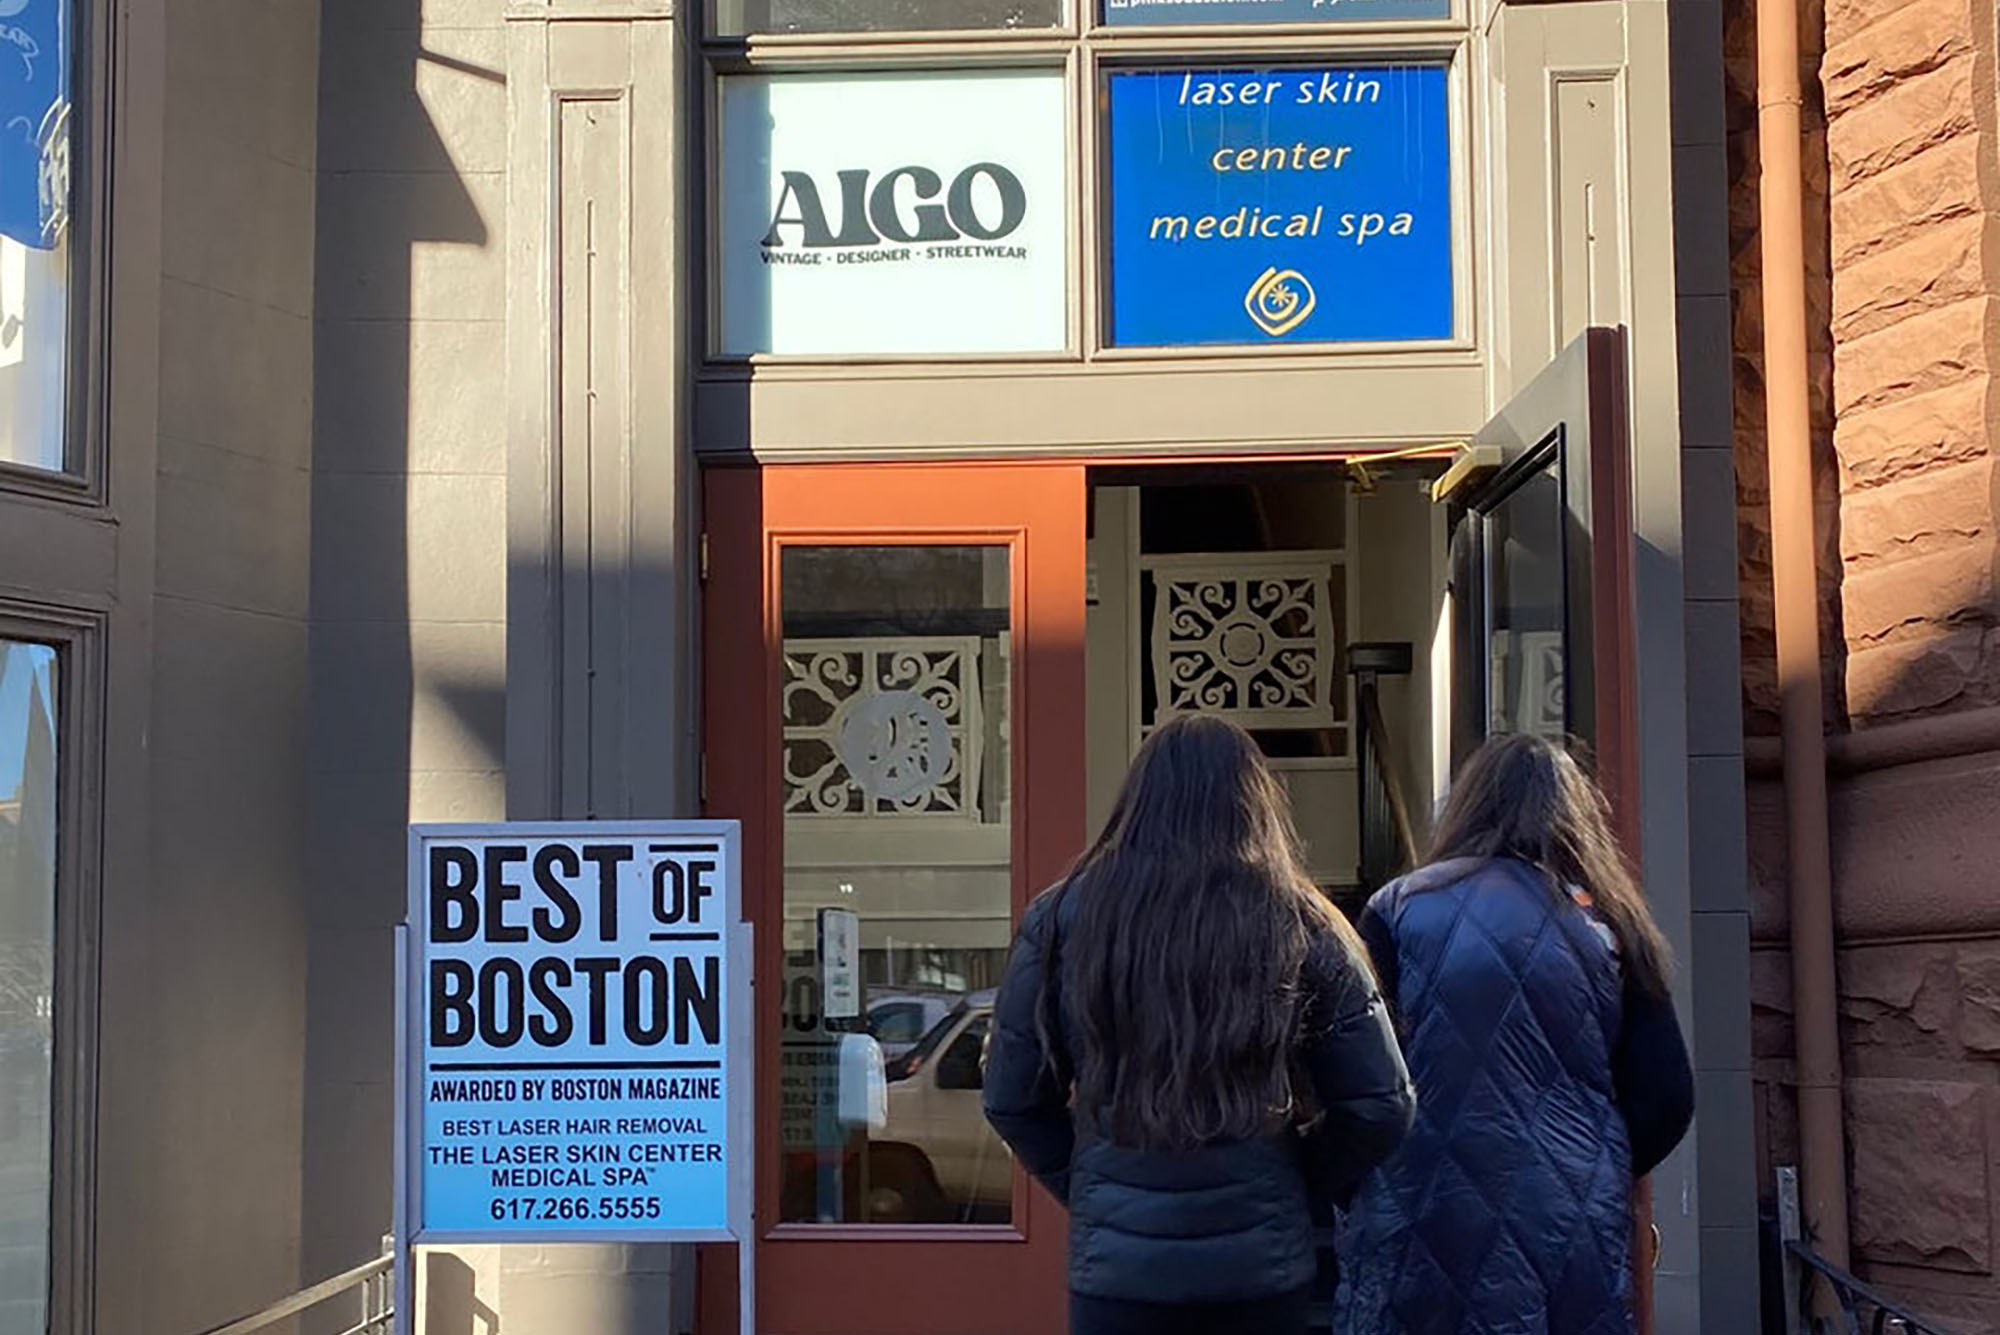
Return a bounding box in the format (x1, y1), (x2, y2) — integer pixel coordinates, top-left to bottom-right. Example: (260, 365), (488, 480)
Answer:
(694, 0), (1478, 370)
(0, 0), (111, 504)
(0, 599), (103, 1335)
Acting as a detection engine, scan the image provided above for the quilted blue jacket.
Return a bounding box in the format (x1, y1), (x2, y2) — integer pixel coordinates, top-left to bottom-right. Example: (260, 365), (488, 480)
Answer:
(1336, 858), (1641, 1335)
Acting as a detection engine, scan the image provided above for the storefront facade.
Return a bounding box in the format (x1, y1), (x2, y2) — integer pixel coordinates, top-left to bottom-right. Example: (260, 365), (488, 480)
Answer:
(0, 0), (1764, 1331)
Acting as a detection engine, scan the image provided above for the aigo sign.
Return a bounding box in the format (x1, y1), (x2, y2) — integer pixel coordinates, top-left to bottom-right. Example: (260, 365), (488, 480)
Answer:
(718, 70), (1068, 356)
(760, 162), (1029, 249)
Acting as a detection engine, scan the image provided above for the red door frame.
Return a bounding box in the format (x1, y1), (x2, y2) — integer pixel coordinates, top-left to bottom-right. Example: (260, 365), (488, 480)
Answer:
(1580, 329), (1654, 1333)
(698, 461), (1087, 1335)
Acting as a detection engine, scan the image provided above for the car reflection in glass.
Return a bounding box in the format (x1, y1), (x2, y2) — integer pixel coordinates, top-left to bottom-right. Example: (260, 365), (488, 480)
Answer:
(869, 990), (1011, 1224)
(864, 989), (956, 1067)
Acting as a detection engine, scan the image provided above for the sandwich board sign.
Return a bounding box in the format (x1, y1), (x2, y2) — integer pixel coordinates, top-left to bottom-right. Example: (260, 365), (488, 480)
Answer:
(395, 821), (752, 1332)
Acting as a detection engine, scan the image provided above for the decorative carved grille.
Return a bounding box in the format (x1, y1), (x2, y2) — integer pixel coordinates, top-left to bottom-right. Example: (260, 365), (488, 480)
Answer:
(782, 637), (985, 820)
(1142, 553), (1343, 731)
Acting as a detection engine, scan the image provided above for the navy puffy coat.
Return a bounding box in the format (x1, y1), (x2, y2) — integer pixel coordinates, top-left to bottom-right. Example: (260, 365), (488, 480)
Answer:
(982, 885), (1417, 1305)
(1336, 857), (1690, 1335)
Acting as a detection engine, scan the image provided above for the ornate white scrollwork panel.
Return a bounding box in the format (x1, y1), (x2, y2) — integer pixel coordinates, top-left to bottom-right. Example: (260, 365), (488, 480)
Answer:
(1142, 552), (1343, 732)
(782, 637), (985, 820)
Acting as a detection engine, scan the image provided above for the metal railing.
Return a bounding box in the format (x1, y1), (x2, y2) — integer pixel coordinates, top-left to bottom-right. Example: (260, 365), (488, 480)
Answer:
(193, 1236), (394, 1335)
(1349, 642), (1418, 896)
(1778, 1167), (1958, 1335)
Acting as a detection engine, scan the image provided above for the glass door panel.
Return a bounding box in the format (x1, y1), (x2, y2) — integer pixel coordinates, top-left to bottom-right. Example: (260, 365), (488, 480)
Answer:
(701, 462), (1084, 1335)
(1483, 457), (1567, 740)
(778, 544), (1016, 1227)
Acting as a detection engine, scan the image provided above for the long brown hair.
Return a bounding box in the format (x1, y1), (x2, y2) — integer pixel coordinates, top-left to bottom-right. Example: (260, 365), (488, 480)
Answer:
(1047, 714), (1366, 1151)
(1428, 733), (1672, 997)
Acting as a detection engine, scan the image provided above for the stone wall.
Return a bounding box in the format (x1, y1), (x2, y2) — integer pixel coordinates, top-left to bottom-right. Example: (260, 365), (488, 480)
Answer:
(1824, 0), (2000, 724)
(1750, 751), (2000, 1330)
(1736, 0), (2000, 1328)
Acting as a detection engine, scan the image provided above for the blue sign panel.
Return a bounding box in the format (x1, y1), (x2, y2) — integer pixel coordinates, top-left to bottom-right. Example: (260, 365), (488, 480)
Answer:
(408, 823), (748, 1243)
(1104, 0), (1450, 26)
(0, 0), (65, 250)
(1106, 66), (1455, 348)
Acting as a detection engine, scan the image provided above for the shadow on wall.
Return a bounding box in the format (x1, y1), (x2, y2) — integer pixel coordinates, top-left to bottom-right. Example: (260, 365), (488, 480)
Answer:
(1724, 0), (1848, 738)
(302, 0), (501, 1323)
(428, 1253), (503, 1335)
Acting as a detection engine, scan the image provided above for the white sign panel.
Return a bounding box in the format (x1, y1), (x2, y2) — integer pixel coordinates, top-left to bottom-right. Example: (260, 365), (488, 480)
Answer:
(818, 907), (860, 1020)
(717, 70), (1069, 356)
(401, 822), (749, 1245)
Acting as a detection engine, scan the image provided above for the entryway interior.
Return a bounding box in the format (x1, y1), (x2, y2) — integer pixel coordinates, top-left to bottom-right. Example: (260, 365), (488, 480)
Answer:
(1084, 462), (1451, 916)
(775, 457), (1453, 1230)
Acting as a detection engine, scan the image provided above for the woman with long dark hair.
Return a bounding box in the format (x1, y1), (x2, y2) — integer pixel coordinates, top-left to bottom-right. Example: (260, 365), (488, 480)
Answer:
(1336, 733), (1695, 1335)
(983, 714), (1416, 1335)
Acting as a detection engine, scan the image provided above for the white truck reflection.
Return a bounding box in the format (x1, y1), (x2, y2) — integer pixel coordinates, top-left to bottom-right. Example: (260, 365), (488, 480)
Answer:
(867, 990), (1012, 1224)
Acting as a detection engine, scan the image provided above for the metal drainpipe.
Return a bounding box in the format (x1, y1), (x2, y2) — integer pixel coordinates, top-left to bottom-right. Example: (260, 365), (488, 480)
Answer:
(1755, 0), (1851, 1275)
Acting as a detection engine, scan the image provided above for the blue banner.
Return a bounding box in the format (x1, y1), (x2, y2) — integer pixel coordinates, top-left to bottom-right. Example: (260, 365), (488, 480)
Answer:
(1106, 66), (1455, 348)
(1103, 0), (1451, 26)
(0, 0), (64, 250)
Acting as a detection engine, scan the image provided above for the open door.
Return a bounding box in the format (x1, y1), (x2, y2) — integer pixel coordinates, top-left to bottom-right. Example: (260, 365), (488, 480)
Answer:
(1439, 326), (1653, 1328)
(1445, 326), (1636, 802)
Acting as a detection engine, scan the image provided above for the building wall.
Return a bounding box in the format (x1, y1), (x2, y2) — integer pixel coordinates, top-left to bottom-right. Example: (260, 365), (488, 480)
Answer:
(305, 0), (513, 1310)
(90, 0), (323, 1331)
(68, 0), (1746, 1330)
(1736, 0), (2000, 1326)
(126, 0), (318, 1328)
(306, 0), (698, 1329)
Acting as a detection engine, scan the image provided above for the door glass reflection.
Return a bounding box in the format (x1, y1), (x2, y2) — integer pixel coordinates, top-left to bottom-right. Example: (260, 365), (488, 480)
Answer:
(1484, 461), (1567, 739)
(0, 640), (54, 1332)
(778, 546), (1015, 1225)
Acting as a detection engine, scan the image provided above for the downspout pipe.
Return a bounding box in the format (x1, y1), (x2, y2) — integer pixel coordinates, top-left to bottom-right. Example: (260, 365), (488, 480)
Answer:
(1755, 0), (1851, 1274)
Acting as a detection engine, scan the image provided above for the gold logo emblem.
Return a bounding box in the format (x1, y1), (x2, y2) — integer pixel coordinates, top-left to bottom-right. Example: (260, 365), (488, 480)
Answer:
(1244, 266), (1316, 337)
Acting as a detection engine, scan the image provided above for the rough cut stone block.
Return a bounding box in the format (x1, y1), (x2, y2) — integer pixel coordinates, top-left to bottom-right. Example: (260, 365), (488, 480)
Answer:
(1840, 459), (1991, 568)
(1831, 136), (1985, 268)
(1841, 540), (1996, 644)
(1846, 625), (1988, 717)
(1821, 0), (1978, 118)
(1745, 778), (1789, 938)
(1828, 55), (1978, 190)
(1832, 214), (1992, 341)
(1839, 945), (1958, 1037)
(1833, 297), (1993, 416)
(1835, 378), (1995, 489)
(1750, 944), (1795, 1060)
(1848, 1079), (1991, 1273)
(1824, 0), (1905, 45)
(1829, 752), (2000, 933)
(1956, 945), (2000, 1055)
